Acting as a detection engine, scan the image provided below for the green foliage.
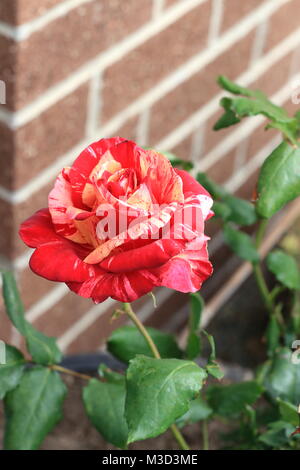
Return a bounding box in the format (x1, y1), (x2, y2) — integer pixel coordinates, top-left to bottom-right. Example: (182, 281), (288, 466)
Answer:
(262, 348), (300, 405)
(256, 142), (300, 219)
(176, 396), (213, 427)
(107, 325), (182, 363)
(265, 313), (281, 358)
(277, 399), (299, 427)
(259, 421), (296, 448)
(2, 272), (62, 365)
(0, 345), (25, 399)
(206, 381), (263, 418)
(267, 250), (300, 290)
(125, 355), (207, 443)
(223, 225), (259, 263)
(197, 173), (257, 226)
(4, 366), (66, 450)
(83, 377), (128, 449)
(202, 330), (224, 380)
(185, 293), (203, 360)
(215, 76), (299, 144)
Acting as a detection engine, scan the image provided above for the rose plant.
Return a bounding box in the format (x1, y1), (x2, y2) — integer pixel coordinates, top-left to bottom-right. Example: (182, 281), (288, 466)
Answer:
(0, 76), (300, 450)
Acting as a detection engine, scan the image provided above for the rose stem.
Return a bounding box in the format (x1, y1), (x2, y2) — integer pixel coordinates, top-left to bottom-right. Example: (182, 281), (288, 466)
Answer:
(123, 302), (190, 451)
(252, 219), (274, 314)
(202, 419), (209, 450)
(49, 364), (94, 381)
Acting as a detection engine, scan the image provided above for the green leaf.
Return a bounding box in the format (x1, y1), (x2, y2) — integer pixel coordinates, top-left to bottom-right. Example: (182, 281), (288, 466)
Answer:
(25, 325), (62, 365)
(4, 366), (66, 450)
(256, 142), (300, 218)
(214, 97), (241, 130)
(206, 361), (224, 380)
(2, 272), (27, 335)
(259, 421), (295, 447)
(197, 172), (257, 226)
(98, 364), (125, 383)
(176, 396), (213, 427)
(185, 293), (204, 360)
(223, 225), (259, 263)
(215, 76), (298, 144)
(267, 250), (300, 290)
(277, 398), (299, 427)
(212, 201), (232, 220)
(223, 195), (257, 226)
(196, 172), (227, 199)
(125, 355), (207, 443)
(83, 377), (128, 449)
(217, 75), (265, 98)
(0, 345), (25, 399)
(202, 330), (224, 380)
(263, 347), (300, 405)
(266, 314), (281, 357)
(206, 381), (263, 417)
(2, 272), (62, 365)
(107, 326), (182, 363)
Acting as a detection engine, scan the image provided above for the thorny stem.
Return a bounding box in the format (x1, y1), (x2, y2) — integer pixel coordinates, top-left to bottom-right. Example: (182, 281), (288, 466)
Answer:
(123, 302), (190, 451)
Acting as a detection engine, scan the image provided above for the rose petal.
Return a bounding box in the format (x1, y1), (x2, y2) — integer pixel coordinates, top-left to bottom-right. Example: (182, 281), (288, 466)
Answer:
(29, 240), (95, 282)
(100, 238), (184, 273)
(154, 242), (212, 292)
(19, 209), (61, 248)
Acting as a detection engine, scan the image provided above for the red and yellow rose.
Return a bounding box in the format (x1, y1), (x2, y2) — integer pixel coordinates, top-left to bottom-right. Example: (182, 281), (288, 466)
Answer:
(20, 137), (213, 303)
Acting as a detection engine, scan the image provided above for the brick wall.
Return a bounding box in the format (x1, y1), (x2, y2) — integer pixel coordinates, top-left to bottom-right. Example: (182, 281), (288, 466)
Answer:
(0, 0), (300, 355)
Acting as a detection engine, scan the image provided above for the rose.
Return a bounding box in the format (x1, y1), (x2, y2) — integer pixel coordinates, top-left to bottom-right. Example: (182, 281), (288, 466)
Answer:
(20, 137), (213, 303)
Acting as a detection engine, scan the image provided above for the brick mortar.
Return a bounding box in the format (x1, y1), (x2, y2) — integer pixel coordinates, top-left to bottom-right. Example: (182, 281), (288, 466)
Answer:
(0, 26), (298, 207)
(0, 0), (285, 129)
(0, 0), (94, 38)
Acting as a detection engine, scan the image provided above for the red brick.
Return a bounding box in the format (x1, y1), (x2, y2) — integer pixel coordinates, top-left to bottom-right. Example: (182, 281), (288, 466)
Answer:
(221, 0), (264, 32)
(0, 297), (13, 344)
(0, 84), (89, 192)
(203, 110), (231, 154)
(32, 291), (95, 340)
(0, 1), (65, 25)
(102, 1), (212, 121)
(0, 179), (54, 260)
(251, 52), (293, 98)
(206, 148), (236, 185)
(0, 36), (17, 111)
(7, 0), (152, 110)
(110, 116), (139, 142)
(165, 0), (184, 8)
(246, 123), (277, 164)
(18, 267), (56, 311)
(0, 201), (15, 260)
(235, 168), (259, 201)
(0, 123), (15, 189)
(265, 0), (300, 52)
(65, 305), (125, 354)
(0, 1), (17, 24)
(149, 31), (255, 143)
(167, 135), (193, 161)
